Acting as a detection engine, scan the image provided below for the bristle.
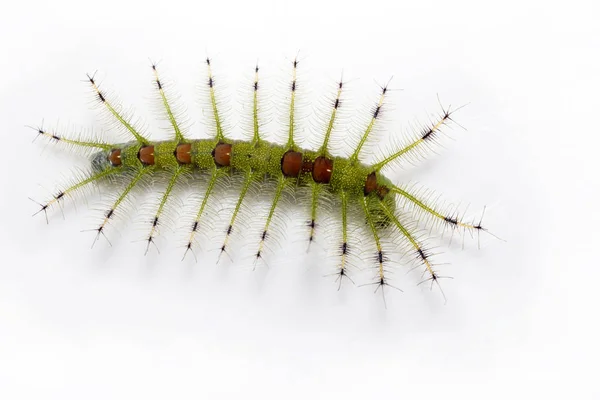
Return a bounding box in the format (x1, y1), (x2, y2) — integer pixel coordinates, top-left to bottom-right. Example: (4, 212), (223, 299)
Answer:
(33, 127), (114, 151)
(92, 167), (150, 247)
(219, 170), (255, 263)
(255, 175), (287, 263)
(184, 166), (220, 259)
(86, 73), (149, 145)
(151, 64), (186, 143)
(205, 57), (226, 141)
(252, 64), (261, 144)
(360, 196), (386, 285)
(349, 80), (390, 163)
(371, 102), (458, 171)
(145, 166), (184, 255)
(285, 56), (299, 149)
(318, 75), (344, 157)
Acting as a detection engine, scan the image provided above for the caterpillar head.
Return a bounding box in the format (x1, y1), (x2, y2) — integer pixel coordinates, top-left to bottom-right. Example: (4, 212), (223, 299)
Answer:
(91, 148), (117, 172)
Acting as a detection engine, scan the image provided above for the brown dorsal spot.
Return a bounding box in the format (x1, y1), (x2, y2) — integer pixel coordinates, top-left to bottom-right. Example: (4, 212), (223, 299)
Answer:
(138, 145), (155, 166)
(281, 151), (303, 177)
(312, 156), (334, 184)
(364, 172), (378, 195)
(213, 142), (232, 167)
(108, 148), (122, 166)
(175, 143), (192, 164)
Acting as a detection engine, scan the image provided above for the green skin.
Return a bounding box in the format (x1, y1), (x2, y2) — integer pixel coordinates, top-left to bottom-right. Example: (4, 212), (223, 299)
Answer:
(92, 138), (397, 225)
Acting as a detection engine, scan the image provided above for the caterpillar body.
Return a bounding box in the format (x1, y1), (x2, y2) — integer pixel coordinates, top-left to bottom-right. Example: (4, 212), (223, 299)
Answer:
(32, 57), (490, 301)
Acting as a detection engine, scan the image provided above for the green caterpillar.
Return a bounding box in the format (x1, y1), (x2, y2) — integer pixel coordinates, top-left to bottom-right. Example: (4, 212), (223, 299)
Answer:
(32, 57), (489, 299)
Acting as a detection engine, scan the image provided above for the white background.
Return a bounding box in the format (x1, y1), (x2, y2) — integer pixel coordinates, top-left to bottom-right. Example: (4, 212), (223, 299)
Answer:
(0, 0), (598, 398)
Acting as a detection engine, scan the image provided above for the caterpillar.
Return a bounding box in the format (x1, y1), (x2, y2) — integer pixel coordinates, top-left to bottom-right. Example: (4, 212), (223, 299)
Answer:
(31, 56), (492, 302)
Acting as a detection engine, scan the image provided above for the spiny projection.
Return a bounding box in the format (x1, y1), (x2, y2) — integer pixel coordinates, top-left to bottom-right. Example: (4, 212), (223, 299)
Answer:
(31, 56), (492, 301)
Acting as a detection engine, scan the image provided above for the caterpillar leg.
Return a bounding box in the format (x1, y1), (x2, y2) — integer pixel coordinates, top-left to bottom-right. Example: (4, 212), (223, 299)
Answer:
(219, 169), (255, 262)
(255, 175), (287, 264)
(91, 167), (150, 247)
(183, 166), (220, 261)
(145, 166), (184, 255)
